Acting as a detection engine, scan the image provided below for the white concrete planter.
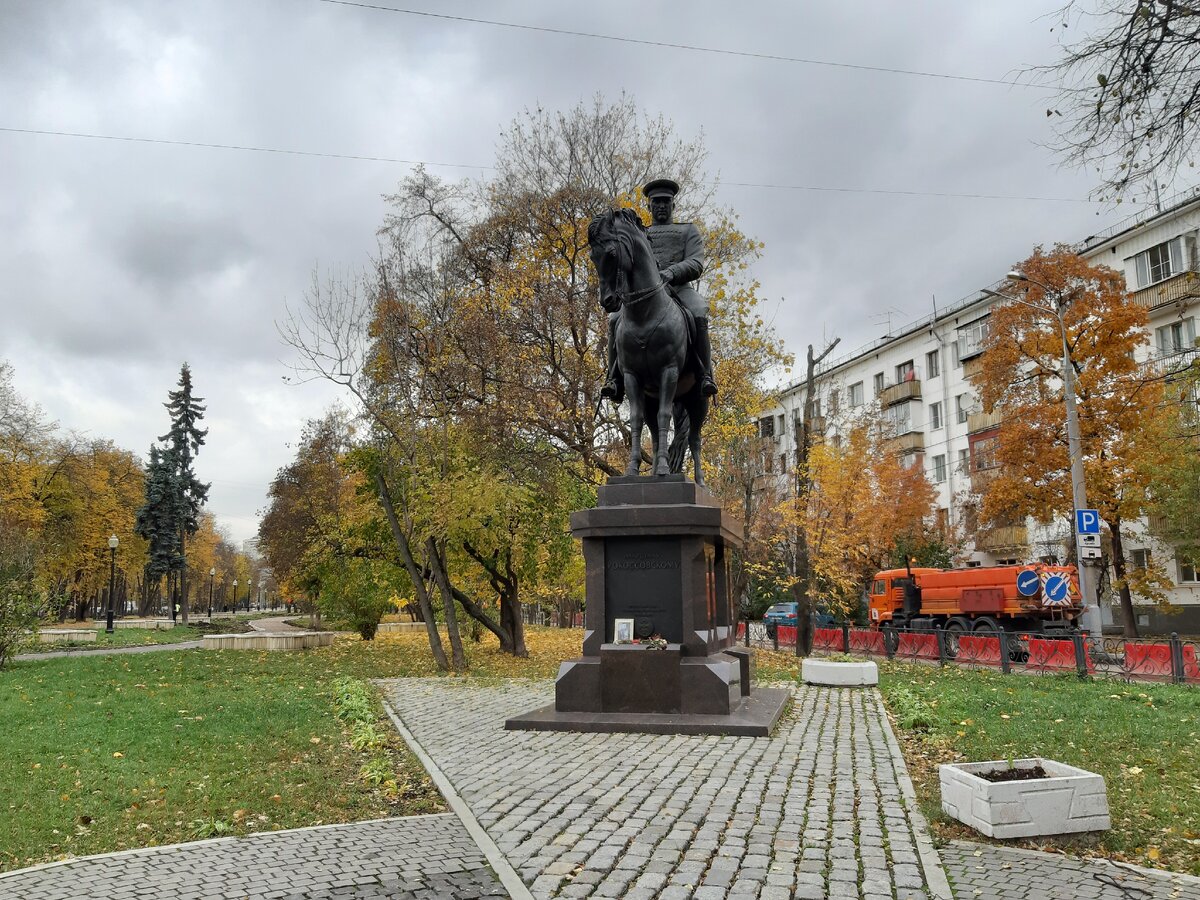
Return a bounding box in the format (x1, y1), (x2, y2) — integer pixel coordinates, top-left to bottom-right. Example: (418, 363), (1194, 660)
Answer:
(38, 629), (98, 644)
(202, 632), (335, 652)
(940, 758), (1110, 838)
(801, 658), (878, 687)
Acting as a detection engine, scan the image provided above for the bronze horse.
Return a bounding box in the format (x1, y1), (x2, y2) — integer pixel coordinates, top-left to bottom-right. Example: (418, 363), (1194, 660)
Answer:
(588, 208), (708, 483)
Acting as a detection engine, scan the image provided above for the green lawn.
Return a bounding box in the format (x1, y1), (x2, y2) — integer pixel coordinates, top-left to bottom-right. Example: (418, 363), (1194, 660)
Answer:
(877, 662), (1200, 875)
(0, 638), (452, 871)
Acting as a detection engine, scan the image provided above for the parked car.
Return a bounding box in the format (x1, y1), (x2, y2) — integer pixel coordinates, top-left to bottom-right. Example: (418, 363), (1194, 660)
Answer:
(762, 602), (837, 637)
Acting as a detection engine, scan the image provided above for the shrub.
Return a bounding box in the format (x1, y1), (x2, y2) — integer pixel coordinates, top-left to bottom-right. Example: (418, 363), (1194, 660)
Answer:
(0, 528), (57, 670)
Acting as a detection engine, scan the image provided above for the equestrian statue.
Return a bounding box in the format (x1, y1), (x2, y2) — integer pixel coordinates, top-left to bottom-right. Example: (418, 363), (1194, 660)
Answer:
(588, 178), (717, 484)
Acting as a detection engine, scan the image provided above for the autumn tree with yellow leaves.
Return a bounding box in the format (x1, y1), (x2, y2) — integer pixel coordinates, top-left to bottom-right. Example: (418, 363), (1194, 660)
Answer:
(970, 245), (1181, 636)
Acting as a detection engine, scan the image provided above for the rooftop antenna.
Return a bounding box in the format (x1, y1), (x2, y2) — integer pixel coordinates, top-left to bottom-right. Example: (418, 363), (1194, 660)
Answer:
(870, 306), (905, 337)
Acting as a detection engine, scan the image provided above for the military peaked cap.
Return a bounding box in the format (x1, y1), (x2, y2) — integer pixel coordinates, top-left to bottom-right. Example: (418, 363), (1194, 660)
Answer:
(642, 178), (680, 200)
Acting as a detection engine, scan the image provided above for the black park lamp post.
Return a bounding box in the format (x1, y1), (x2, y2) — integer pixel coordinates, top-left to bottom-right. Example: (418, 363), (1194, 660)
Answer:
(208, 567), (215, 618)
(232, 578), (238, 615)
(106, 534), (118, 635)
(247, 579), (253, 612)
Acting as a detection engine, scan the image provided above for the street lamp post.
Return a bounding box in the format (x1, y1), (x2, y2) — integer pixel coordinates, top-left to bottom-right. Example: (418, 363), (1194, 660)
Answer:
(208, 568), (215, 618)
(1005, 272), (1102, 636)
(232, 578), (238, 616)
(106, 535), (119, 635)
(247, 579), (253, 613)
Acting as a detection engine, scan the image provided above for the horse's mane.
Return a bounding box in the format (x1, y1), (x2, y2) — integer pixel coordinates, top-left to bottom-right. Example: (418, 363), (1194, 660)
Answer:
(587, 207), (645, 246)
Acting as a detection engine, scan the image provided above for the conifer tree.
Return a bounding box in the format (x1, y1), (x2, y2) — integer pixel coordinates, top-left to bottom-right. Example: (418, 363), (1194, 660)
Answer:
(135, 365), (209, 622)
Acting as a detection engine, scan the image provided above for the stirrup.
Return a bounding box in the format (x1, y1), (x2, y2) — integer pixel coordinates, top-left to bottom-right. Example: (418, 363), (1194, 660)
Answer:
(601, 378), (623, 402)
(701, 375), (718, 397)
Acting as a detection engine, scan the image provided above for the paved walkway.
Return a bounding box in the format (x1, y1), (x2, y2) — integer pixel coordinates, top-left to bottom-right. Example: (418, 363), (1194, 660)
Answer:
(0, 815), (505, 900)
(383, 679), (948, 900)
(12, 640), (202, 662)
(942, 842), (1200, 900)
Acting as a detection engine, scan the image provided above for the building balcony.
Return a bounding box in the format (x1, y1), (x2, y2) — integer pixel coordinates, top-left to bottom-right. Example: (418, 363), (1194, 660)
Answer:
(962, 355), (986, 380)
(1131, 270), (1200, 310)
(878, 379), (921, 406)
(970, 466), (997, 493)
(885, 430), (925, 453)
(967, 409), (1003, 434)
(976, 524), (1029, 553)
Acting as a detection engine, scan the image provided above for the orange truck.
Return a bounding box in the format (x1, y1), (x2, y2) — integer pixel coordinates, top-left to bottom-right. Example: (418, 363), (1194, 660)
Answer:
(867, 564), (1083, 638)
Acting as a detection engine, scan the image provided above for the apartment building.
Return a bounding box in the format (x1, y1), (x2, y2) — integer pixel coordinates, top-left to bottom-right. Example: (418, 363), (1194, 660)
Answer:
(766, 189), (1200, 632)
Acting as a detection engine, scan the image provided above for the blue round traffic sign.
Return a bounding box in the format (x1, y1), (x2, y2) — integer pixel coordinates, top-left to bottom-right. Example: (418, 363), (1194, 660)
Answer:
(1044, 573), (1070, 605)
(1016, 569), (1040, 597)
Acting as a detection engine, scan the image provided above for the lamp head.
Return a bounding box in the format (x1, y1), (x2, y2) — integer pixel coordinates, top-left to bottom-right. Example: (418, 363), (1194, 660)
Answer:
(1006, 271), (1025, 282)
(108, 534), (119, 550)
(209, 567), (216, 577)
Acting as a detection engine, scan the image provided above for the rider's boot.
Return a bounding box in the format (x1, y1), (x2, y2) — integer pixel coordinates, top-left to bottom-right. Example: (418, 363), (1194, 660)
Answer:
(695, 317), (718, 397)
(601, 316), (624, 404)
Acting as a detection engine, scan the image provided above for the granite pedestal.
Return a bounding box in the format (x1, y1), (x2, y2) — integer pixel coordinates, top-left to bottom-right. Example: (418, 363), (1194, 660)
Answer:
(506, 475), (788, 736)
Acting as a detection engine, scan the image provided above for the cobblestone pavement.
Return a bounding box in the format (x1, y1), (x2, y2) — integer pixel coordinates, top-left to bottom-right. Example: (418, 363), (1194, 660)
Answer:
(0, 815), (506, 900)
(943, 842), (1200, 900)
(384, 679), (944, 900)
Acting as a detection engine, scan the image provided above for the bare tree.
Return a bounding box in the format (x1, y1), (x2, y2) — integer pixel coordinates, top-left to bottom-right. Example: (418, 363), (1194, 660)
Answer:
(1043, 1), (1200, 199)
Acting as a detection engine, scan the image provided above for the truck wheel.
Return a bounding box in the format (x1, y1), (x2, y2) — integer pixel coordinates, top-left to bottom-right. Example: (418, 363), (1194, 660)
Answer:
(972, 616), (1001, 635)
(944, 617), (971, 658)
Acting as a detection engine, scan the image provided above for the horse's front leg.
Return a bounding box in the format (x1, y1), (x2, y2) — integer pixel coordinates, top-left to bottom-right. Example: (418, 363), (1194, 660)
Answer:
(624, 373), (643, 476)
(654, 366), (679, 476)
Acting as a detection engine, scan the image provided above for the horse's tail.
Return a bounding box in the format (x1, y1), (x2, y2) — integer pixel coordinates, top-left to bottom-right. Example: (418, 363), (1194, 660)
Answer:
(667, 408), (690, 474)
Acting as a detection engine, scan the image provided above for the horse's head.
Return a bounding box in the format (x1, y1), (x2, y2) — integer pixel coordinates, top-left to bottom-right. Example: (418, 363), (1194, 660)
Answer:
(588, 208), (646, 312)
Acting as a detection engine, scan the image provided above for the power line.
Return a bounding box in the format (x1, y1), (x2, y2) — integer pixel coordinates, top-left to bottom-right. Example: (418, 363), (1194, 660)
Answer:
(318, 0), (1043, 89)
(0, 126), (1098, 203)
(0, 126), (487, 170)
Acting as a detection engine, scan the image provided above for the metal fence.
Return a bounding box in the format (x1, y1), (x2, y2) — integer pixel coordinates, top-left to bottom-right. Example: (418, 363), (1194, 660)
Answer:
(736, 621), (1200, 686)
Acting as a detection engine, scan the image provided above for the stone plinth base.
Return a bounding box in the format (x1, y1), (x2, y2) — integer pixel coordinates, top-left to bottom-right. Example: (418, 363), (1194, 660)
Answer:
(802, 658), (879, 686)
(202, 632), (334, 651)
(505, 686), (790, 736)
(38, 629), (98, 644)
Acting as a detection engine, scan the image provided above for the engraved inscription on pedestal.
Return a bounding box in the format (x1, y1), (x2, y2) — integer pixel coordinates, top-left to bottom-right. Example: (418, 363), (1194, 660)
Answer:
(605, 537), (683, 642)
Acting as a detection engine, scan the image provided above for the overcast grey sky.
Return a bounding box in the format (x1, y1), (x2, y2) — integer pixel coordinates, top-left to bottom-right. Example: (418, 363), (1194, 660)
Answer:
(1, 1), (1185, 543)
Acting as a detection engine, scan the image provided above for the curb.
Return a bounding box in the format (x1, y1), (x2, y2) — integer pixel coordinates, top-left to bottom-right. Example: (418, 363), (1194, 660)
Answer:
(381, 693), (534, 900)
(873, 689), (956, 900)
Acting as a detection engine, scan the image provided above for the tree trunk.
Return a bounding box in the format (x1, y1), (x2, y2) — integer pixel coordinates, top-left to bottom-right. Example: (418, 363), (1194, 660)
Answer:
(1109, 519), (1138, 638)
(179, 528), (189, 625)
(792, 339), (840, 656)
(376, 472), (450, 671)
(426, 537), (467, 670)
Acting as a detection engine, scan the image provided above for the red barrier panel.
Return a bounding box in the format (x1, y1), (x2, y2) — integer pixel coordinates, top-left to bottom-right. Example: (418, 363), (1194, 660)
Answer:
(957, 635), (1002, 666)
(896, 632), (939, 661)
(848, 628), (885, 655)
(1125, 643), (1173, 681)
(775, 624), (797, 647)
(1026, 638), (1094, 673)
(1186, 646), (1200, 683)
(814, 627), (843, 652)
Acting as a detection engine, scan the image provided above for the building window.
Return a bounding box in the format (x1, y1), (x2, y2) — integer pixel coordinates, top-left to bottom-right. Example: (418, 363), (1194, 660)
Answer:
(926, 350), (940, 379)
(1131, 548), (1151, 569)
(828, 388), (840, 414)
(957, 318), (990, 362)
(957, 448), (970, 472)
(1131, 237), (1184, 288)
(929, 401), (943, 430)
(896, 360), (915, 382)
(849, 381), (864, 407)
(758, 416), (774, 438)
(932, 454), (947, 483)
(1181, 559), (1198, 583)
(873, 372), (885, 395)
(972, 435), (998, 470)
(955, 394), (971, 424)
(780, 452), (788, 472)
(952, 340), (962, 368)
(763, 450), (774, 473)
(1156, 318), (1196, 355)
(936, 507), (949, 535)
(886, 402), (912, 435)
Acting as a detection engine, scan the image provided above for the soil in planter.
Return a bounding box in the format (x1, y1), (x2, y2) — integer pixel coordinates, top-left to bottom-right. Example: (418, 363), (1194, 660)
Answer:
(978, 765), (1048, 783)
